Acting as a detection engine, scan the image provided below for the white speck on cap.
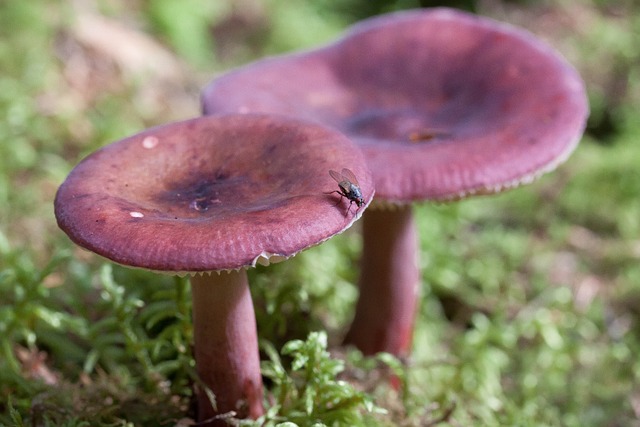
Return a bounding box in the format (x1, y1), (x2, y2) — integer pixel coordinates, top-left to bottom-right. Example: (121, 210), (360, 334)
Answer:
(142, 136), (159, 149)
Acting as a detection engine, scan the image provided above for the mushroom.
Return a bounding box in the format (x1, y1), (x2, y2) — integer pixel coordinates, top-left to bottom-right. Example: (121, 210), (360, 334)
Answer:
(200, 9), (589, 356)
(54, 113), (374, 424)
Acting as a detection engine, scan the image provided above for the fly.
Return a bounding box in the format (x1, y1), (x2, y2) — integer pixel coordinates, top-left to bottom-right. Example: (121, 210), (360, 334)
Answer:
(326, 168), (365, 216)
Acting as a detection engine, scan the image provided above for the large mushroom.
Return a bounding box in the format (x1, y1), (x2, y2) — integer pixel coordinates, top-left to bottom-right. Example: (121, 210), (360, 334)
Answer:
(54, 113), (373, 424)
(201, 8), (589, 356)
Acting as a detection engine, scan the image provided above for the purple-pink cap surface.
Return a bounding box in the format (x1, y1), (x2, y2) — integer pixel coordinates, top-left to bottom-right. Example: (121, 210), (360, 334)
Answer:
(55, 114), (373, 272)
(202, 8), (589, 203)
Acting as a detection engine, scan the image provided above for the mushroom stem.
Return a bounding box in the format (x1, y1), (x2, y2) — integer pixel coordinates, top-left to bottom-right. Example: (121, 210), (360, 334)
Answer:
(191, 271), (264, 425)
(343, 206), (420, 356)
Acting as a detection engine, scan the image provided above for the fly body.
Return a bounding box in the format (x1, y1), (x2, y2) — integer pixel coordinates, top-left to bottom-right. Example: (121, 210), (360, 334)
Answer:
(326, 168), (365, 216)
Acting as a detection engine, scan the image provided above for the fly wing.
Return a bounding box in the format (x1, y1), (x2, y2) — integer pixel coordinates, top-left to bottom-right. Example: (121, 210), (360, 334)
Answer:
(341, 168), (359, 185)
(329, 169), (343, 183)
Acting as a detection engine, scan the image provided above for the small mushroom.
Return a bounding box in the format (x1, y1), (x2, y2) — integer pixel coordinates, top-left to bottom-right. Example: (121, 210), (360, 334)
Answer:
(201, 9), (589, 356)
(54, 113), (373, 424)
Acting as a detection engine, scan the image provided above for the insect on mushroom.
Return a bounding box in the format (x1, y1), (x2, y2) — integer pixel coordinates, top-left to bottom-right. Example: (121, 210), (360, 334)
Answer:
(326, 168), (365, 216)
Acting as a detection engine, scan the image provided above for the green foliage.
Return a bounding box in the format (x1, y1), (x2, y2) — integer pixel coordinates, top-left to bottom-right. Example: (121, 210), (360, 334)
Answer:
(255, 331), (386, 427)
(144, 0), (220, 68)
(579, 2), (640, 140)
(0, 254), (196, 425)
(0, 247), (73, 372)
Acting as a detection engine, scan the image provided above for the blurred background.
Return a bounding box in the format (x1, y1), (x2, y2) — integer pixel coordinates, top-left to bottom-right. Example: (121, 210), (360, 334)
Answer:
(1, 0), (639, 425)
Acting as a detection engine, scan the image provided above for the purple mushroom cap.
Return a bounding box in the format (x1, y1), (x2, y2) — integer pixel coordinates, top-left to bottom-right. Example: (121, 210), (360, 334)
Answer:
(202, 8), (588, 203)
(55, 113), (374, 272)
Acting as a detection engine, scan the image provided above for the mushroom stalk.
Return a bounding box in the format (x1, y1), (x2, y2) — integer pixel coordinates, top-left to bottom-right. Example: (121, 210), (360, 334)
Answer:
(191, 271), (264, 424)
(343, 206), (420, 356)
